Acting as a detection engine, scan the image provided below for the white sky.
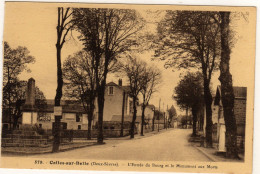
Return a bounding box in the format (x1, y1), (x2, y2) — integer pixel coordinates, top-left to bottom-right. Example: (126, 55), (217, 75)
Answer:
(2, 2), (255, 114)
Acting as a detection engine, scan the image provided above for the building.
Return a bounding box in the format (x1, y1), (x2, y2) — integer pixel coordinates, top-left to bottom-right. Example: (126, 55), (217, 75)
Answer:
(213, 86), (247, 152)
(103, 79), (134, 122)
(17, 78), (137, 133)
(20, 78), (90, 130)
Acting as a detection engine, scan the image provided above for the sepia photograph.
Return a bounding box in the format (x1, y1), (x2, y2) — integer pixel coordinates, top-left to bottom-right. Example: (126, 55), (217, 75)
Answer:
(0, 1), (256, 174)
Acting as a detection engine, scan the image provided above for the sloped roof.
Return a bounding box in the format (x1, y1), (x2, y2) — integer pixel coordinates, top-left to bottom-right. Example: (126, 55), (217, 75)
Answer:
(233, 87), (247, 98)
(106, 82), (118, 86)
(106, 81), (131, 93)
(214, 86), (247, 105)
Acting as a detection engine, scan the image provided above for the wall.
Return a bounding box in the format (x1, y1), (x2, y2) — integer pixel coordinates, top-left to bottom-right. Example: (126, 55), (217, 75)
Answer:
(234, 99), (246, 136)
(103, 85), (124, 121)
(37, 112), (89, 130)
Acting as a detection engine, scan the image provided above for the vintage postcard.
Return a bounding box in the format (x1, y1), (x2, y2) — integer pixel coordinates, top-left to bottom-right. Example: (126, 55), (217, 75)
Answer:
(0, 2), (256, 174)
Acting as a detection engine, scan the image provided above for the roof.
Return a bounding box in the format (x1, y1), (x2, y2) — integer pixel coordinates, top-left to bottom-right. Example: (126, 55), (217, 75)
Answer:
(214, 86), (247, 105)
(106, 81), (131, 93)
(22, 99), (86, 113)
(106, 82), (118, 86)
(233, 87), (247, 98)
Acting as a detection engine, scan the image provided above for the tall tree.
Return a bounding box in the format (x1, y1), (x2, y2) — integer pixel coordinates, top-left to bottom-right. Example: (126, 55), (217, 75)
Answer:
(63, 50), (96, 140)
(140, 66), (161, 136)
(154, 11), (220, 146)
(53, 7), (74, 152)
(122, 56), (147, 138)
(167, 105), (177, 124)
(174, 72), (204, 136)
(72, 8), (144, 143)
(3, 42), (35, 129)
(218, 11), (239, 158)
(55, 7), (73, 106)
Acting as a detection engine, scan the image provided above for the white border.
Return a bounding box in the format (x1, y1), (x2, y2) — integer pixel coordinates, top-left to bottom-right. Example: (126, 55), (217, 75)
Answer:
(0, 1), (259, 174)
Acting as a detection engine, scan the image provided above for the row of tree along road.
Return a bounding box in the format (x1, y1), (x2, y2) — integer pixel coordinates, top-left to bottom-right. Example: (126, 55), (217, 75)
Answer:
(3, 7), (241, 158)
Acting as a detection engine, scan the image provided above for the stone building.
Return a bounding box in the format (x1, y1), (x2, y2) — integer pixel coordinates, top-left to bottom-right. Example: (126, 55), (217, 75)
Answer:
(213, 86), (247, 152)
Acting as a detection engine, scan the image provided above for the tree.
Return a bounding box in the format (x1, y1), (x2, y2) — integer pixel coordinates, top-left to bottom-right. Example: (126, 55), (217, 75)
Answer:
(174, 72), (204, 136)
(55, 7), (74, 106)
(122, 56), (147, 138)
(218, 12), (239, 158)
(3, 42), (35, 129)
(63, 50), (96, 140)
(154, 11), (220, 146)
(53, 7), (74, 152)
(167, 105), (177, 124)
(72, 8), (144, 143)
(140, 66), (161, 136)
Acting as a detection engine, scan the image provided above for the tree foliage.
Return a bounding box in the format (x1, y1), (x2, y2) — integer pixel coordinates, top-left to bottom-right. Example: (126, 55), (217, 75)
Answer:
(174, 72), (204, 136)
(174, 72), (204, 109)
(167, 105), (177, 121)
(72, 8), (144, 143)
(122, 55), (147, 138)
(63, 50), (96, 139)
(154, 11), (221, 146)
(139, 62), (161, 135)
(3, 42), (35, 106)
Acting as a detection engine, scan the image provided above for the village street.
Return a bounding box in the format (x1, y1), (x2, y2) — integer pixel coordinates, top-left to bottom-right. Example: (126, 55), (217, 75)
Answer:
(34, 129), (211, 161)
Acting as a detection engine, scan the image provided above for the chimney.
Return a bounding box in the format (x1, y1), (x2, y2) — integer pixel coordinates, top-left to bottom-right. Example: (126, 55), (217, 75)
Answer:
(25, 78), (36, 107)
(118, 79), (122, 86)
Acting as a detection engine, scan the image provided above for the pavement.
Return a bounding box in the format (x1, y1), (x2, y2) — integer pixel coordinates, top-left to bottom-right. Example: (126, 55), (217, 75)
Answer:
(18, 128), (212, 161)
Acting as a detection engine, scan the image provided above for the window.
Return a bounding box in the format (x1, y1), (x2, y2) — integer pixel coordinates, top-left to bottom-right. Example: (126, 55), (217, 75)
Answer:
(78, 125), (81, 130)
(108, 86), (114, 95)
(76, 113), (81, 122)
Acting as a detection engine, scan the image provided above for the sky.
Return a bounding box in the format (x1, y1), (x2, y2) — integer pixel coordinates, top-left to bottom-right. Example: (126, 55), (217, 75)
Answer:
(2, 2), (256, 114)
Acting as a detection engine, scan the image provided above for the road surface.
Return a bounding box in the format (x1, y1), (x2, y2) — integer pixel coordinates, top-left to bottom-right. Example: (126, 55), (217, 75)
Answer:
(36, 128), (211, 161)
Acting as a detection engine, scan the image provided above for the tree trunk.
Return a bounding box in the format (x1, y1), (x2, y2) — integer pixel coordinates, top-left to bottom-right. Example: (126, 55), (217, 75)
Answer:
(152, 116), (155, 131)
(192, 106), (198, 137)
(53, 43), (62, 153)
(54, 46), (63, 107)
(120, 92), (126, 137)
(204, 79), (213, 147)
(186, 107), (188, 129)
(97, 85), (105, 144)
(219, 12), (239, 159)
(130, 96), (137, 138)
(141, 104), (146, 136)
(87, 109), (93, 140)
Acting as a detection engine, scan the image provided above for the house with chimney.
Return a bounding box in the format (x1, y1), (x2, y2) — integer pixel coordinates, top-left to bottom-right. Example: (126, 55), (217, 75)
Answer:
(102, 79), (138, 132)
(3, 77), (141, 138)
(20, 78), (89, 130)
